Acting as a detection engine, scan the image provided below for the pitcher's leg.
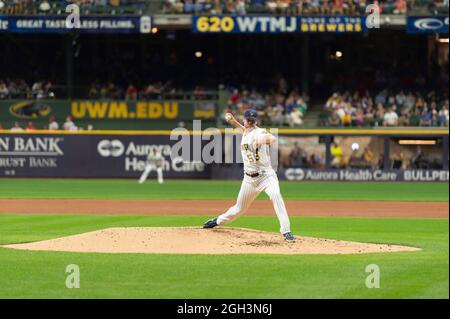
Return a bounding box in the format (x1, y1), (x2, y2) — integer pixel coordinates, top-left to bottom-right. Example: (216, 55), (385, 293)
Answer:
(264, 176), (291, 234)
(217, 180), (259, 225)
(139, 165), (152, 184)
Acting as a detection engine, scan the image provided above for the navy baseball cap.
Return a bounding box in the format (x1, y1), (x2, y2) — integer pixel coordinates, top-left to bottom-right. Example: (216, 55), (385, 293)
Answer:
(244, 109), (258, 120)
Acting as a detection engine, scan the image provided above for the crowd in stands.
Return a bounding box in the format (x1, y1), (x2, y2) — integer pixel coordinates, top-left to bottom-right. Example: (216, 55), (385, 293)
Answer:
(223, 77), (309, 127)
(85, 81), (216, 100)
(88, 80), (176, 100)
(0, 0), (146, 15)
(0, 0), (446, 15)
(323, 90), (449, 127)
(163, 0), (438, 15)
(0, 115), (86, 131)
(0, 79), (54, 99)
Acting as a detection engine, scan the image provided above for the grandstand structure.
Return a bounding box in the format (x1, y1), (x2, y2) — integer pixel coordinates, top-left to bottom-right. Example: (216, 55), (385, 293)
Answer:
(0, 0), (448, 129)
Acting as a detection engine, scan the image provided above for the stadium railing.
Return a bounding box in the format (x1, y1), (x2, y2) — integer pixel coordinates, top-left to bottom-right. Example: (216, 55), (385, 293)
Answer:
(0, 0), (447, 16)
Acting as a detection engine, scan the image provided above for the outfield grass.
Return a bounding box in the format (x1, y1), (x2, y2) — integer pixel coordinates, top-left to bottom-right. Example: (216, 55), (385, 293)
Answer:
(0, 178), (448, 201)
(0, 214), (448, 298)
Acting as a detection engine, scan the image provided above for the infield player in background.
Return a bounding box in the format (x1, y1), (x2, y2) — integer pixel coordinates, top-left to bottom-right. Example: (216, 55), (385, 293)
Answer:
(139, 149), (164, 184)
(203, 109), (295, 242)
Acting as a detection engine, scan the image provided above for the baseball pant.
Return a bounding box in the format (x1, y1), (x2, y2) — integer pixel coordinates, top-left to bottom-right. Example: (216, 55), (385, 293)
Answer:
(139, 164), (163, 184)
(216, 173), (291, 234)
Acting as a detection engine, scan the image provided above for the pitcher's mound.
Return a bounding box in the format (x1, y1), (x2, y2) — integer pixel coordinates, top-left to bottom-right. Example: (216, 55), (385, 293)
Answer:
(3, 227), (420, 255)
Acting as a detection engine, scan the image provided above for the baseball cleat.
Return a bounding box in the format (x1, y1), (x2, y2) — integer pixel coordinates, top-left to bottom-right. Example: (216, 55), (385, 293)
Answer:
(203, 218), (218, 229)
(283, 232), (295, 242)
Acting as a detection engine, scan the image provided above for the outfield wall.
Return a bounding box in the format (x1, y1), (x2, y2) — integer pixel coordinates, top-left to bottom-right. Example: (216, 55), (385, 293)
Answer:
(0, 129), (448, 181)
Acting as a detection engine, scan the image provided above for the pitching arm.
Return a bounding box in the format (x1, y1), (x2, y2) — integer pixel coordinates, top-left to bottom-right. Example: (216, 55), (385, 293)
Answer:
(225, 112), (245, 133)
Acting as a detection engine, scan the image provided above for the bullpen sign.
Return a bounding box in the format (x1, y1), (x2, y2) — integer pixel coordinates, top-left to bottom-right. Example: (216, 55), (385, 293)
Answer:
(193, 16), (367, 33)
(407, 16), (449, 34)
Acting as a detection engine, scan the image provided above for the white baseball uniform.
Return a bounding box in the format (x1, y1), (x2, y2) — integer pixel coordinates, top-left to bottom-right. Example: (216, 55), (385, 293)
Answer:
(139, 151), (164, 184)
(217, 127), (292, 234)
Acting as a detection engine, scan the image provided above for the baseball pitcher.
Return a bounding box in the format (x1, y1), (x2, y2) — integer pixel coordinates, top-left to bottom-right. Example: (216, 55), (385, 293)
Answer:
(203, 109), (295, 241)
(139, 149), (164, 184)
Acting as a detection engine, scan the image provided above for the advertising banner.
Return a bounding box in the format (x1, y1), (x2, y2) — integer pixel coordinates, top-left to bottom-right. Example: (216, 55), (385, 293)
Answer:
(1, 133), (447, 181)
(0, 100), (217, 130)
(192, 16), (367, 33)
(406, 16), (449, 34)
(282, 168), (449, 182)
(0, 133), (210, 178)
(0, 15), (152, 33)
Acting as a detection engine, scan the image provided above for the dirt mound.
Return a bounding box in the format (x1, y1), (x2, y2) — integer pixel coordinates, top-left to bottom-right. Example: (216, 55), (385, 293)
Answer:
(3, 227), (420, 255)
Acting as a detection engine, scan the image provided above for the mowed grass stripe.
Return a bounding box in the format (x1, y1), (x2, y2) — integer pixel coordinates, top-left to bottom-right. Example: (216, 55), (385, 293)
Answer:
(0, 179), (448, 201)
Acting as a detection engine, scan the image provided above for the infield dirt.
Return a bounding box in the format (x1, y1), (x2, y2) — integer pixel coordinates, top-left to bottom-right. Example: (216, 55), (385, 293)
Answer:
(0, 199), (447, 218)
(4, 227), (421, 255)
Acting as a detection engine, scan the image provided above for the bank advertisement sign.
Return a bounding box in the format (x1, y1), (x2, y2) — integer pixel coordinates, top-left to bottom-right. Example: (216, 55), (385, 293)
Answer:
(0, 134), (209, 178)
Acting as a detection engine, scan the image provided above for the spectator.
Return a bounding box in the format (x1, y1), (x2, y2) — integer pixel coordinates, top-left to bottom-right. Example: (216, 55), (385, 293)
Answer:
(48, 116), (59, 130)
(353, 107), (365, 126)
(165, 0), (184, 13)
(236, 0), (247, 14)
(272, 95), (285, 126)
(0, 80), (9, 99)
(419, 108), (432, 126)
(328, 110), (341, 126)
(26, 121), (36, 131)
(10, 122), (23, 132)
(398, 106), (410, 126)
(31, 80), (45, 99)
(277, 0), (291, 13)
(405, 92), (416, 110)
(39, 1), (51, 12)
(125, 83), (138, 100)
(395, 90), (406, 106)
(365, 107), (375, 126)
(63, 116), (77, 131)
(438, 100), (449, 127)
(383, 106), (399, 126)
(224, 0), (237, 13)
(330, 142), (343, 167)
(393, 0), (407, 14)
(266, 0), (278, 12)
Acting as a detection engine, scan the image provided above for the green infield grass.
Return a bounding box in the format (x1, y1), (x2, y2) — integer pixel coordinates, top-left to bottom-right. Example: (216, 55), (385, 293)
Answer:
(0, 178), (448, 201)
(0, 214), (448, 298)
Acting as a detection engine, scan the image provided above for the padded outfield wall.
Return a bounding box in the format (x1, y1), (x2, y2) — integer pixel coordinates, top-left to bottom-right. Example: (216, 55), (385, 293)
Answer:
(0, 129), (447, 181)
